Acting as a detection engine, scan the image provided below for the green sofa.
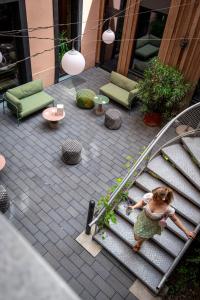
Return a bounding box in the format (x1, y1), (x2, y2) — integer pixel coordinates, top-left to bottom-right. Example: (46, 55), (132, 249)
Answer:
(99, 71), (138, 109)
(5, 79), (54, 124)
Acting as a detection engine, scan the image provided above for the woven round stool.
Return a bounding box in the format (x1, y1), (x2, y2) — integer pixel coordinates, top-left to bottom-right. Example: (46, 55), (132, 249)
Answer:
(105, 109), (122, 130)
(62, 139), (82, 165)
(0, 185), (9, 213)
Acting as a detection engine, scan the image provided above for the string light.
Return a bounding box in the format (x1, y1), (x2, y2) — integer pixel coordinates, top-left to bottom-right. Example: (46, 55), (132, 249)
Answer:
(0, 1), (194, 36)
(61, 41), (85, 75)
(0, 1), (197, 73)
(102, 29), (115, 44)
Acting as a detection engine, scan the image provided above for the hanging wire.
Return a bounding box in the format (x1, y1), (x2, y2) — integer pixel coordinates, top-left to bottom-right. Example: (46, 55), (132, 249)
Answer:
(0, 0), (198, 70)
(0, 0), (195, 35)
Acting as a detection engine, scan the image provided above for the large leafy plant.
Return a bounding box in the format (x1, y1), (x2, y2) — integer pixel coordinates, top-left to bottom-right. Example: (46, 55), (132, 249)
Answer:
(137, 57), (191, 119)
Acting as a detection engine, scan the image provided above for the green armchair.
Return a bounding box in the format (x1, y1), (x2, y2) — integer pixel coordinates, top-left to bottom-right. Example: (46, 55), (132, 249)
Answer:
(100, 71), (138, 109)
(4, 79), (54, 125)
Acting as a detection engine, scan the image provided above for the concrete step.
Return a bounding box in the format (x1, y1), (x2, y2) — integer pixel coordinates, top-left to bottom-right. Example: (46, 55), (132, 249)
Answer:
(117, 202), (185, 257)
(94, 229), (163, 294)
(136, 172), (200, 225)
(128, 186), (195, 241)
(109, 215), (174, 273)
(182, 137), (200, 167)
(162, 143), (200, 190)
(147, 155), (200, 208)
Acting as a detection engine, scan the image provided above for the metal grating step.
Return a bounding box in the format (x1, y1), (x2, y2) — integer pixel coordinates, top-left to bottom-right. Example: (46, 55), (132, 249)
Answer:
(128, 186), (195, 241)
(136, 172), (200, 225)
(109, 215), (174, 273)
(117, 202), (184, 257)
(162, 143), (200, 190)
(147, 155), (200, 208)
(94, 229), (163, 293)
(182, 137), (200, 167)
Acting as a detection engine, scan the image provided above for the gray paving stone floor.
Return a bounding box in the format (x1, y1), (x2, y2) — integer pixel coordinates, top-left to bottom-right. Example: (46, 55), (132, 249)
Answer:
(0, 67), (161, 300)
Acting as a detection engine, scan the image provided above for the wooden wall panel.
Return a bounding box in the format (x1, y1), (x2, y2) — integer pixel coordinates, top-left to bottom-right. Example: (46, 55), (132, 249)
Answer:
(117, 0), (140, 75)
(95, 0), (106, 64)
(159, 0), (200, 85)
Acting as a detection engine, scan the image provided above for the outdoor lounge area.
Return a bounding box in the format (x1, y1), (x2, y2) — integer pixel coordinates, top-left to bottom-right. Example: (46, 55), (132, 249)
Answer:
(0, 67), (160, 300)
(1, 0), (200, 298)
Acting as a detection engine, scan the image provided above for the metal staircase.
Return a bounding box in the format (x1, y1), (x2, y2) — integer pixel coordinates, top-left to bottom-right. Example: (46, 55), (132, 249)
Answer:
(89, 103), (200, 294)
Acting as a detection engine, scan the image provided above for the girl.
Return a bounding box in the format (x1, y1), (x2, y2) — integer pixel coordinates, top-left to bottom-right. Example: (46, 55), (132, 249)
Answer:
(127, 187), (196, 252)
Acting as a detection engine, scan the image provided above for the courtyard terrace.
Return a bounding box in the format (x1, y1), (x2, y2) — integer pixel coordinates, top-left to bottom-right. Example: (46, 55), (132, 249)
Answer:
(0, 67), (161, 300)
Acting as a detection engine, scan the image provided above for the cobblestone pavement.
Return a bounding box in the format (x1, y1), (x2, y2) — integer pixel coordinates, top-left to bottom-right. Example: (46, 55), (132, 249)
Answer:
(0, 67), (160, 300)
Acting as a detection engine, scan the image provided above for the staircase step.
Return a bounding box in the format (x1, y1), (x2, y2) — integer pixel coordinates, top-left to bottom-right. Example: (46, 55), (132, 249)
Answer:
(117, 202), (184, 257)
(147, 155), (200, 208)
(109, 215), (174, 273)
(162, 143), (200, 190)
(94, 229), (163, 293)
(136, 172), (200, 225)
(182, 137), (200, 166)
(128, 186), (195, 240)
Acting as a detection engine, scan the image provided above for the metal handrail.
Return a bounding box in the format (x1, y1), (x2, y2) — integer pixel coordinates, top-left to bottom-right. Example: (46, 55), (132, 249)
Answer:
(157, 223), (200, 291)
(89, 102), (200, 228)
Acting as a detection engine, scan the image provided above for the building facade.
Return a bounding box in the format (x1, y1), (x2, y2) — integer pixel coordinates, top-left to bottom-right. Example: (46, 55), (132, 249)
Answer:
(0, 0), (199, 103)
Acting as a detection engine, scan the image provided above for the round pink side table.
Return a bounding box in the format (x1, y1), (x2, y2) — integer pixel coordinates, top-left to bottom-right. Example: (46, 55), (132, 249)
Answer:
(42, 107), (65, 128)
(0, 155), (6, 171)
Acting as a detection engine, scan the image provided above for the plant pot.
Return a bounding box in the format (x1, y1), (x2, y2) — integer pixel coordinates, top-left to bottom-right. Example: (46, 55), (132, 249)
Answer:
(143, 112), (162, 127)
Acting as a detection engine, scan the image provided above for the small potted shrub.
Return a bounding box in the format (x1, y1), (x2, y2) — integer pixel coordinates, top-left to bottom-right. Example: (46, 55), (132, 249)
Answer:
(137, 57), (191, 126)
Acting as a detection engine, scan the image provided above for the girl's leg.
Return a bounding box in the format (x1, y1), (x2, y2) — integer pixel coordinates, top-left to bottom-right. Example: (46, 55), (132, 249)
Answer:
(133, 235), (145, 252)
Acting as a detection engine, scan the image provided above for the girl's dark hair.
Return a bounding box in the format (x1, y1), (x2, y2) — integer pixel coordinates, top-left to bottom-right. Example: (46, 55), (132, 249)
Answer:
(152, 187), (173, 204)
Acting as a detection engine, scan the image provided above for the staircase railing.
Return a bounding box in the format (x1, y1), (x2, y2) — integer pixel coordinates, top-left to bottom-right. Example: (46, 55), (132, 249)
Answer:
(89, 102), (200, 229)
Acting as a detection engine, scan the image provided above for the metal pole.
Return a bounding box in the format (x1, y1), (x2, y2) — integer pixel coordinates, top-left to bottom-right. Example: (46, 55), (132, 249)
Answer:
(85, 200), (95, 235)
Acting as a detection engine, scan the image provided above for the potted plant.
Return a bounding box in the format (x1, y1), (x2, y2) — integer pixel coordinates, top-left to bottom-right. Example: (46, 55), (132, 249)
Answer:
(137, 57), (191, 126)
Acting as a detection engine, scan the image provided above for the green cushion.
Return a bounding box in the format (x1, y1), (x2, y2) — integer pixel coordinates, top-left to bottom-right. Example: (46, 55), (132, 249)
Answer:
(110, 71), (137, 92)
(100, 83), (129, 108)
(128, 88), (139, 102)
(149, 34), (161, 48)
(135, 44), (159, 60)
(8, 79), (43, 99)
(19, 91), (54, 118)
(76, 88), (95, 109)
(136, 34), (149, 49)
(5, 92), (22, 112)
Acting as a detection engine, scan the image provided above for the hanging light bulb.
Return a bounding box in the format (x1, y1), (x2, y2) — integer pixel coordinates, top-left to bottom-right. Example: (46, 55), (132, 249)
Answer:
(0, 51), (3, 64)
(61, 40), (85, 75)
(102, 28), (115, 44)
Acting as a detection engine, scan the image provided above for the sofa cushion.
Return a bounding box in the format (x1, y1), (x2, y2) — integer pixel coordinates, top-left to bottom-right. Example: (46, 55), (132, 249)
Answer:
(19, 91), (54, 118)
(135, 34), (149, 49)
(110, 71), (138, 92)
(8, 79), (43, 99)
(100, 83), (129, 108)
(149, 34), (161, 48)
(135, 44), (159, 60)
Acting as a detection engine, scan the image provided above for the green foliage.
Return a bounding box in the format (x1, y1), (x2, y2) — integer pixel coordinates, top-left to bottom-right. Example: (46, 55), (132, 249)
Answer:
(59, 31), (70, 62)
(137, 58), (192, 120)
(97, 155), (136, 230)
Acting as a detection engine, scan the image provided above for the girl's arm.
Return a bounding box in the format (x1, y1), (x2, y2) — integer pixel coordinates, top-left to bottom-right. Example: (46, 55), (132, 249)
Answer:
(170, 214), (196, 239)
(128, 199), (145, 210)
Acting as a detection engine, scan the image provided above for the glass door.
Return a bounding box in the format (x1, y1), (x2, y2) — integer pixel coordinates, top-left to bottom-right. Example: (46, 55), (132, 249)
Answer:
(100, 0), (127, 72)
(57, 0), (82, 79)
(128, 0), (170, 77)
(0, 1), (28, 92)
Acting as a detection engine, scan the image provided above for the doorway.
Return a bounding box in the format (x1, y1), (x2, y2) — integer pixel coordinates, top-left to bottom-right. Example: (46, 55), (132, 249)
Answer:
(0, 0), (31, 93)
(53, 0), (82, 82)
(128, 0), (170, 77)
(99, 0), (127, 73)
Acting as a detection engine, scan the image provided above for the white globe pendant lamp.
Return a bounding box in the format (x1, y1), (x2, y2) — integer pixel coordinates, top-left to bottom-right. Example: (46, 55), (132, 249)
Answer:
(102, 28), (115, 44)
(61, 43), (85, 76)
(0, 51), (3, 64)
